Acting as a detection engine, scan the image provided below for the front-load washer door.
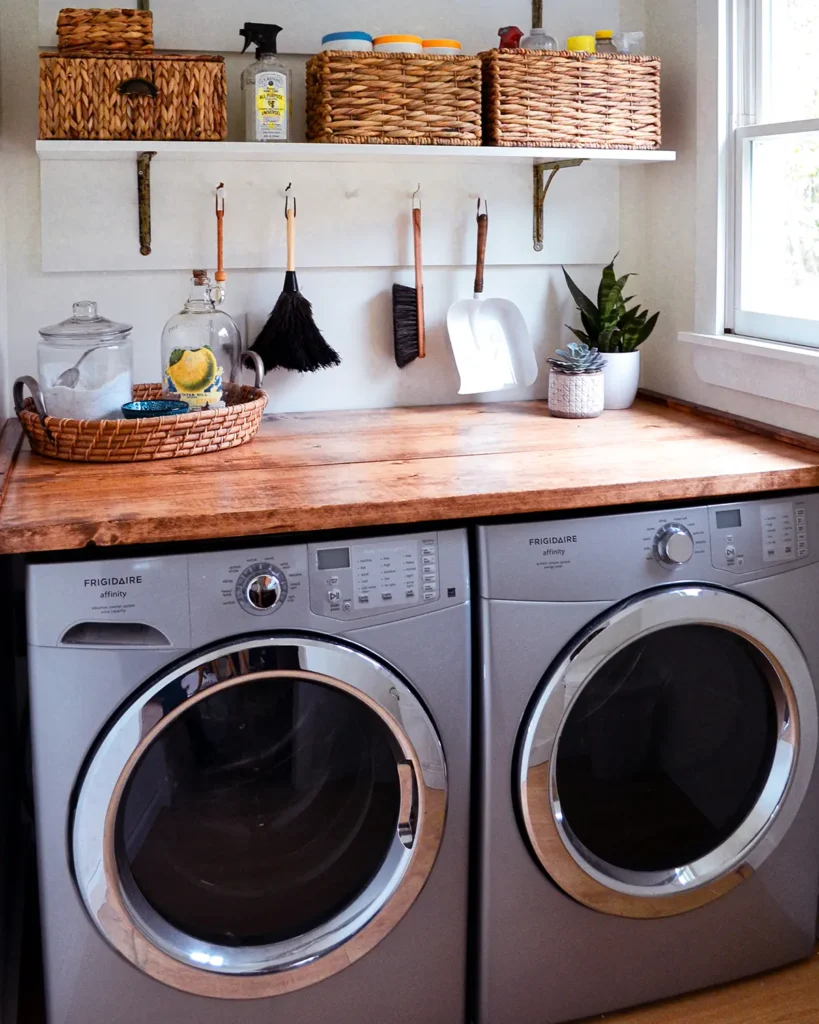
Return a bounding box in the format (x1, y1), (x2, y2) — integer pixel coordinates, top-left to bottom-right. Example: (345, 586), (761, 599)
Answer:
(71, 634), (446, 999)
(518, 585), (818, 919)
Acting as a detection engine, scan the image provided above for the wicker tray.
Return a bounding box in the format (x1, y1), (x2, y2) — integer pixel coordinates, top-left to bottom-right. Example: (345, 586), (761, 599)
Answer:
(306, 51), (482, 145)
(57, 8), (154, 54)
(16, 382), (267, 462)
(481, 49), (661, 149)
(39, 52), (227, 141)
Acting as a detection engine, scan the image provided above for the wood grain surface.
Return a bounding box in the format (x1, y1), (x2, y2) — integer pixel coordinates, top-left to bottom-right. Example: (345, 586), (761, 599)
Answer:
(581, 947), (819, 1024)
(2, 399), (819, 554)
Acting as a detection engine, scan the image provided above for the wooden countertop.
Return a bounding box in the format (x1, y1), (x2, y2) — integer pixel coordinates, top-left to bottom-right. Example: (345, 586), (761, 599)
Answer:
(3, 397), (819, 555)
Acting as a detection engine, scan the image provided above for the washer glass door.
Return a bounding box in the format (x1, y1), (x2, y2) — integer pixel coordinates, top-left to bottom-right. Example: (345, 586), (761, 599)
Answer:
(72, 636), (446, 998)
(518, 586), (817, 919)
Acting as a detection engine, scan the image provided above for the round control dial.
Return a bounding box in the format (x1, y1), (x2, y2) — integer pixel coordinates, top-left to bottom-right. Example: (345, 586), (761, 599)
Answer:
(236, 563), (288, 615)
(653, 524), (695, 566)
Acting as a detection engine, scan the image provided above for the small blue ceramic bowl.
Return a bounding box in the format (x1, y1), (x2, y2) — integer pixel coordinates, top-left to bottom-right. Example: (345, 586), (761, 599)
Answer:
(122, 400), (190, 419)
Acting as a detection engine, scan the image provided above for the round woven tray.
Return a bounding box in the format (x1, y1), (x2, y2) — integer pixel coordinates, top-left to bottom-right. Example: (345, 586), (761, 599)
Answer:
(16, 382), (268, 462)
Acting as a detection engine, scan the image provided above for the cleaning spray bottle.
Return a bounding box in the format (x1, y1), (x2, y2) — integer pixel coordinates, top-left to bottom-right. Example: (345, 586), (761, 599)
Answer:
(240, 23), (291, 142)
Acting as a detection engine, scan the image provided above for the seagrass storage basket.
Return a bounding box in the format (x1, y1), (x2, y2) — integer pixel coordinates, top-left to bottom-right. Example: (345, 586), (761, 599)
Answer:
(57, 8), (154, 54)
(39, 52), (227, 141)
(16, 382), (268, 462)
(306, 51), (482, 145)
(481, 49), (661, 149)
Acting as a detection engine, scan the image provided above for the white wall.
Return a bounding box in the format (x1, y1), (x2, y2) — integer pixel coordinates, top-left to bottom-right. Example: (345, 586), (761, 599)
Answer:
(635, 0), (819, 437)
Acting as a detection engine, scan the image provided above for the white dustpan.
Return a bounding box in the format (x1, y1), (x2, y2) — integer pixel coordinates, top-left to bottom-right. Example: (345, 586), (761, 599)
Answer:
(447, 202), (537, 395)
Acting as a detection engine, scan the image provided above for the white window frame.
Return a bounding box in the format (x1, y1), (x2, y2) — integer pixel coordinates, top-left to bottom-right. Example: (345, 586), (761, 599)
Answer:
(728, 0), (819, 348)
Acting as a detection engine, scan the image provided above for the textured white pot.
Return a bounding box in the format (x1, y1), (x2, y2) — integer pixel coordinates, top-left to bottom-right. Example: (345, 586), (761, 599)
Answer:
(602, 351), (641, 410)
(548, 370), (604, 419)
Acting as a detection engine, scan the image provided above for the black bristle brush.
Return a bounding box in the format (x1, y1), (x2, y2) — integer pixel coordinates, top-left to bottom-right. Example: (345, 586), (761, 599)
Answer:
(251, 187), (341, 373)
(392, 187), (425, 367)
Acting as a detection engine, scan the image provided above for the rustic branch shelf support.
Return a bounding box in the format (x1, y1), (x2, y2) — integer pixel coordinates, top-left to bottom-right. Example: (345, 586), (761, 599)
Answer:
(532, 159), (586, 252)
(137, 150), (156, 256)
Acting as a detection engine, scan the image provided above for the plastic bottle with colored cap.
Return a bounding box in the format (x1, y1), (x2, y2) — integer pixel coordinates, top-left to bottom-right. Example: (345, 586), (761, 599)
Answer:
(567, 35), (596, 53)
(595, 30), (618, 54)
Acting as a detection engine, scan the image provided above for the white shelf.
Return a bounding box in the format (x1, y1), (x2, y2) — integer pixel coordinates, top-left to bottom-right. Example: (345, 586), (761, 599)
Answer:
(36, 140), (677, 166)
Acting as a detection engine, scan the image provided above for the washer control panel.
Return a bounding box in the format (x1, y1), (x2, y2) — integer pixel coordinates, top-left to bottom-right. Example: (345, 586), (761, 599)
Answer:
(709, 499), (809, 574)
(309, 534), (439, 619)
(235, 562), (289, 615)
(641, 511), (709, 570)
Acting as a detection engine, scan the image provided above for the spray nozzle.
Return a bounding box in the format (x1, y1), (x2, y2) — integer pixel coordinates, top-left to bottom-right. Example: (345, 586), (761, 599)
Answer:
(240, 22), (283, 58)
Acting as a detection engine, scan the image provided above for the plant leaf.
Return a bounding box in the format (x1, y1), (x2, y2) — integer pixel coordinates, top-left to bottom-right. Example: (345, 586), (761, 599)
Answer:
(580, 309), (599, 343)
(563, 267), (599, 321)
(636, 310), (660, 345)
(566, 327), (591, 345)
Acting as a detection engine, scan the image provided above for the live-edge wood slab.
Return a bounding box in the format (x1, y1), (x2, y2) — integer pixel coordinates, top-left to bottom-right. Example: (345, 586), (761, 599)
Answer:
(3, 398), (819, 554)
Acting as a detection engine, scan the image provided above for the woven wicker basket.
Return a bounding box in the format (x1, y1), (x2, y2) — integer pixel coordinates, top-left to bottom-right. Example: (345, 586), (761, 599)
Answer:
(39, 52), (227, 141)
(306, 51), (482, 145)
(482, 49), (661, 149)
(57, 8), (154, 54)
(17, 382), (267, 462)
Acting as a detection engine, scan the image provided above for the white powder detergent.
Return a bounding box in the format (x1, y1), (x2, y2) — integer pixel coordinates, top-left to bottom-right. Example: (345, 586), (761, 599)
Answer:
(44, 367), (132, 421)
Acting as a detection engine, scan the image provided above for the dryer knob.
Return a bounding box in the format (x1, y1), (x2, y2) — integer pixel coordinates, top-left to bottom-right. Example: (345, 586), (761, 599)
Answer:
(246, 574), (280, 609)
(654, 524), (695, 565)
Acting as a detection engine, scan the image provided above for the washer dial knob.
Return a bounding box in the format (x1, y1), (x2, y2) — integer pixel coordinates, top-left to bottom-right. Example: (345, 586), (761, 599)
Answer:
(236, 563), (288, 615)
(654, 524), (695, 566)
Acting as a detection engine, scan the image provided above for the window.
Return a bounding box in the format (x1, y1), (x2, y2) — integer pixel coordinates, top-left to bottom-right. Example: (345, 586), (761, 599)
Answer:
(731, 0), (819, 347)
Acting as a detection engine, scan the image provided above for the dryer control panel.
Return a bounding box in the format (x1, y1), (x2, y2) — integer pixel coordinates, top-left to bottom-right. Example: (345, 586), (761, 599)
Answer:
(709, 498), (809, 574)
(308, 534), (440, 619)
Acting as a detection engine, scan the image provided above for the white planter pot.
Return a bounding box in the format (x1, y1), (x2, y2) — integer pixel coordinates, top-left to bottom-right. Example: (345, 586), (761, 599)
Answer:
(548, 370), (604, 418)
(602, 351), (641, 410)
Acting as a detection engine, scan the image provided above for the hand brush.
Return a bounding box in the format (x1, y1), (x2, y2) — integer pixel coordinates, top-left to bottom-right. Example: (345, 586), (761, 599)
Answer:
(392, 186), (426, 368)
(213, 182), (226, 303)
(251, 187), (341, 373)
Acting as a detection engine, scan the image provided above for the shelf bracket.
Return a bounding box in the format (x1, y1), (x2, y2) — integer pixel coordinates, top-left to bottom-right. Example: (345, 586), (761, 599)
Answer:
(137, 150), (156, 256)
(532, 159), (586, 252)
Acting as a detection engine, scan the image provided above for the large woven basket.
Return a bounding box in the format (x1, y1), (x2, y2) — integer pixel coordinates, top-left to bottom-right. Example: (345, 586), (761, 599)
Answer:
(482, 49), (661, 149)
(57, 8), (154, 54)
(39, 52), (227, 141)
(306, 51), (482, 145)
(17, 382), (267, 462)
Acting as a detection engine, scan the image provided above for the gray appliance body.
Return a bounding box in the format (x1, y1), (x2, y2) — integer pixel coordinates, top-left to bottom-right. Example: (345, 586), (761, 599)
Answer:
(478, 496), (819, 1023)
(27, 529), (470, 1024)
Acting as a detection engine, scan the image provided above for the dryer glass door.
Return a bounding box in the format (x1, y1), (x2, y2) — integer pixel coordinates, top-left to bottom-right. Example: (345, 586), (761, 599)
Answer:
(518, 586), (817, 919)
(72, 636), (446, 999)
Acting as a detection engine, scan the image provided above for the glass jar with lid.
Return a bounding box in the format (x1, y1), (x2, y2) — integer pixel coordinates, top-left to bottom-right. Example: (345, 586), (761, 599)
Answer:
(38, 301), (133, 420)
(161, 271), (242, 409)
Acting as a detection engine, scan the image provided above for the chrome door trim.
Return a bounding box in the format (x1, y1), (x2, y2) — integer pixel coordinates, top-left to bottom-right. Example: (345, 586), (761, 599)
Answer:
(72, 635), (447, 999)
(518, 586), (818, 919)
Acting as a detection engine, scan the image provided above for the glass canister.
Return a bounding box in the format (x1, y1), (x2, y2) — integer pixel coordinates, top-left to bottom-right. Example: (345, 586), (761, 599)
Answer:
(38, 301), (133, 420)
(161, 271), (242, 409)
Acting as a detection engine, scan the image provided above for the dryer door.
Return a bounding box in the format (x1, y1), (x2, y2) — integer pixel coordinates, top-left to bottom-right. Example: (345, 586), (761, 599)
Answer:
(72, 634), (446, 998)
(518, 585), (818, 919)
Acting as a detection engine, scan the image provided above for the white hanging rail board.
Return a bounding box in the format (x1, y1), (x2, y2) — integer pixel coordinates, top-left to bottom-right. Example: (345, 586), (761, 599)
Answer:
(38, 0), (619, 56)
(37, 142), (676, 274)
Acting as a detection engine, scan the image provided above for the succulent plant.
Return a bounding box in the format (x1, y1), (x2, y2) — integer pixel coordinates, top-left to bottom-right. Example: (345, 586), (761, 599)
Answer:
(547, 342), (606, 375)
(562, 255), (660, 353)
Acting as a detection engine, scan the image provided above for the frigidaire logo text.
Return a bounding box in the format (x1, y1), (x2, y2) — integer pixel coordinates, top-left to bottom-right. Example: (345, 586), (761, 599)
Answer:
(84, 576), (143, 586)
(529, 536), (577, 545)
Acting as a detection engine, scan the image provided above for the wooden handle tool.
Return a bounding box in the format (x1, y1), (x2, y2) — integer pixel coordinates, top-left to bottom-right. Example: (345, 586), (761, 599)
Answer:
(413, 205), (426, 358)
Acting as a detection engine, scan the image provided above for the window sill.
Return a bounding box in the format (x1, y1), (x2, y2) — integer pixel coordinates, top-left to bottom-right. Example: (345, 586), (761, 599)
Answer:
(678, 332), (819, 410)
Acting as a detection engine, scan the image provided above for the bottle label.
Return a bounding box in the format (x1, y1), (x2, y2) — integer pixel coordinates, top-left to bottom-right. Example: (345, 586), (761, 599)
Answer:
(255, 71), (288, 141)
(165, 346), (224, 409)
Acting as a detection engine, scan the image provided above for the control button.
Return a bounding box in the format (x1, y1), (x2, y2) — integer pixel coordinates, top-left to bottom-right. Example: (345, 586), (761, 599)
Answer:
(358, 595), (370, 604)
(725, 546), (735, 558)
(342, 599), (352, 612)
(423, 592), (437, 601)
(785, 545), (793, 555)
(736, 556), (745, 567)
(423, 583), (436, 593)
(328, 576), (339, 586)
(327, 589), (341, 602)
(381, 592), (393, 601)
(406, 589), (416, 599)
(423, 556), (436, 566)
(422, 546), (435, 556)
(423, 572), (437, 582)
(725, 534), (734, 543)
(247, 574), (280, 610)
(797, 524), (807, 536)
(654, 523), (695, 566)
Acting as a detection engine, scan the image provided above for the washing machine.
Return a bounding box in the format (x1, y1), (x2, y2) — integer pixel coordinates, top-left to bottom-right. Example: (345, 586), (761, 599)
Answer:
(477, 495), (819, 1023)
(26, 528), (470, 1024)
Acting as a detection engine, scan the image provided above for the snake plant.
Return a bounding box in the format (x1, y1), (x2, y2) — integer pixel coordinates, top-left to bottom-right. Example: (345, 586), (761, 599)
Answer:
(562, 255), (660, 353)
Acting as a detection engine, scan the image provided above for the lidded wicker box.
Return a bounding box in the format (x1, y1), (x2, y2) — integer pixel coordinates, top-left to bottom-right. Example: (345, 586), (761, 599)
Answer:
(306, 51), (482, 145)
(39, 52), (228, 141)
(57, 7), (154, 54)
(482, 49), (661, 149)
